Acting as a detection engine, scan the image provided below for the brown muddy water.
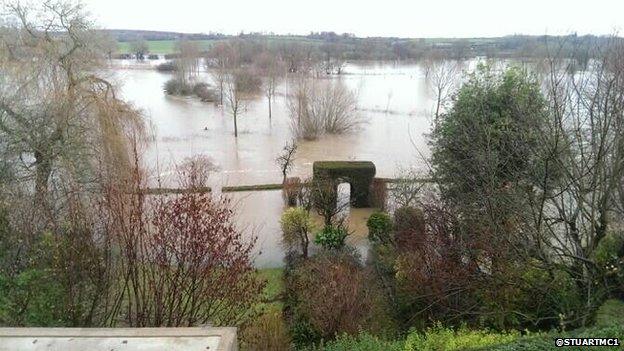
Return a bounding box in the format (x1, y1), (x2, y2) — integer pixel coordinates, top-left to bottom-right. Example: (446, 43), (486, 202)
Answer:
(111, 61), (450, 267)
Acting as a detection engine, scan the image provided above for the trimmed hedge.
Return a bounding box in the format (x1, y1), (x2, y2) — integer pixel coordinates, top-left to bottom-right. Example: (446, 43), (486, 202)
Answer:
(312, 161), (376, 207)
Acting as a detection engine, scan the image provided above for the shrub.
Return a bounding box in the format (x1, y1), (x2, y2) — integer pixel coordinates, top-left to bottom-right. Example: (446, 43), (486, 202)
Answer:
(393, 206), (425, 235)
(105, 162), (265, 327)
(280, 207), (314, 258)
(487, 264), (582, 330)
(314, 332), (403, 351)
(0, 269), (66, 326)
(595, 299), (624, 327)
(392, 201), (481, 329)
(314, 225), (349, 250)
(367, 211), (393, 245)
(284, 251), (393, 348)
(147, 54), (159, 60)
(594, 232), (624, 299)
(287, 79), (364, 140)
(393, 206), (425, 248)
(483, 324), (624, 350)
(241, 310), (291, 351)
(404, 324), (520, 351)
(193, 83), (218, 102)
(163, 78), (193, 95)
(156, 61), (177, 72)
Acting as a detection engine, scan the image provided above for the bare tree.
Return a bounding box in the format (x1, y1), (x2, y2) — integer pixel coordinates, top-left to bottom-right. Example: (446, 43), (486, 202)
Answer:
(276, 140), (298, 184)
(223, 67), (261, 137)
(389, 167), (426, 209)
(0, 1), (144, 204)
(423, 54), (462, 120)
(175, 39), (200, 83)
(0, 0), (145, 327)
(524, 39), (624, 324)
(207, 41), (237, 105)
(256, 51), (284, 120)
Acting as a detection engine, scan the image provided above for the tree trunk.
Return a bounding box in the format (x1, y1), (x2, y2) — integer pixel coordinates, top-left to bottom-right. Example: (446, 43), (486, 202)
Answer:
(233, 112), (238, 138)
(34, 150), (52, 203)
(268, 95), (272, 120)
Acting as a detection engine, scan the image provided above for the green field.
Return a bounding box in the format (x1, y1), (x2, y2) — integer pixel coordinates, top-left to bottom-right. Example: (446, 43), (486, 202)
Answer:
(116, 36), (325, 55)
(117, 40), (217, 55)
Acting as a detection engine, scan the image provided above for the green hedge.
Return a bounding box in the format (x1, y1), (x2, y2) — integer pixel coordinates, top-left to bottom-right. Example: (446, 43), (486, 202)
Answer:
(480, 324), (624, 351)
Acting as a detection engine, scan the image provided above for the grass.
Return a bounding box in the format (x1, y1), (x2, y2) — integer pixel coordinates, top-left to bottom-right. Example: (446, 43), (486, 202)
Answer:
(256, 268), (284, 313)
(117, 40), (217, 55)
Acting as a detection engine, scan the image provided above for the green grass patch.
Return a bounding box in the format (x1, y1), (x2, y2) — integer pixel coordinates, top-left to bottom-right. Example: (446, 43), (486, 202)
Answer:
(256, 268), (284, 313)
(117, 40), (217, 55)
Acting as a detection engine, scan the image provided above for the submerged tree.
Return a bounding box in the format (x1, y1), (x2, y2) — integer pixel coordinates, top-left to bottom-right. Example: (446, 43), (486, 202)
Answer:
(223, 67), (261, 137)
(276, 140), (298, 184)
(287, 78), (363, 140)
(207, 41), (238, 105)
(256, 51), (285, 120)
(175, 39), (201, 83)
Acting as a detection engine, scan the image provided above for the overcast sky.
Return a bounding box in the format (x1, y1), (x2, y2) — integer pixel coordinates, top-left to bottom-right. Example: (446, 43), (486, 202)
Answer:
(82, 0), (623, 38)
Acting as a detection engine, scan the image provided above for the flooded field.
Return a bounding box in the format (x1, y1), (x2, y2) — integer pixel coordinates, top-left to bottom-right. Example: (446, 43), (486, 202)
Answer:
(113, 61), (445, 267)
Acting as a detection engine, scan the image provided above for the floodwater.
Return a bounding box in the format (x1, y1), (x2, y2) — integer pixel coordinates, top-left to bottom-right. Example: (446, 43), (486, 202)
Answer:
(112, 61), (445, 267)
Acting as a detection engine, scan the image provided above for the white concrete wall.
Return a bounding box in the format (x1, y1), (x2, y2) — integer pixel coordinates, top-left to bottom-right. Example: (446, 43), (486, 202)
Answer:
(0, 327), (237, 351)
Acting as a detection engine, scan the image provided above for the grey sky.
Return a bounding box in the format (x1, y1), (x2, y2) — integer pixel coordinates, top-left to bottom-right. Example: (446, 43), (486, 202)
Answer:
(82, 0), (623, 38)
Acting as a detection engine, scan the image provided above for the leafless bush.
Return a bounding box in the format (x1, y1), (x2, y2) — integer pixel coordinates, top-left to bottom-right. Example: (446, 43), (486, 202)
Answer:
(287, 78), (364, 140)
(389, 167), (427, 210)
(104, 155), (264, 327)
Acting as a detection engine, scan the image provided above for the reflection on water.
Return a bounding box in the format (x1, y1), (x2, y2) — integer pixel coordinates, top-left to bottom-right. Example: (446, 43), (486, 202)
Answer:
(113, 61), (443, 267)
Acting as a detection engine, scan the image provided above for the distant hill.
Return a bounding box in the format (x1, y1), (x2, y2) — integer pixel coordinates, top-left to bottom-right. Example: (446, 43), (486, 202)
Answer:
(107, 29), (623, 61)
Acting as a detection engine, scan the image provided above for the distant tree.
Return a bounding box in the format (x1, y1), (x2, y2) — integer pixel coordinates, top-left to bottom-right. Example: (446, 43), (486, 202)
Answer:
(256, 51), (285, 119)
(287, 79), (363, 140)
(321, 42), (346, 75)
(223, 68), (261, 137)
(423, 55), (462, 120)
(130, 38), (148, 60)
(175, 39), (200, 83)
(207, 41), (238, 105)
